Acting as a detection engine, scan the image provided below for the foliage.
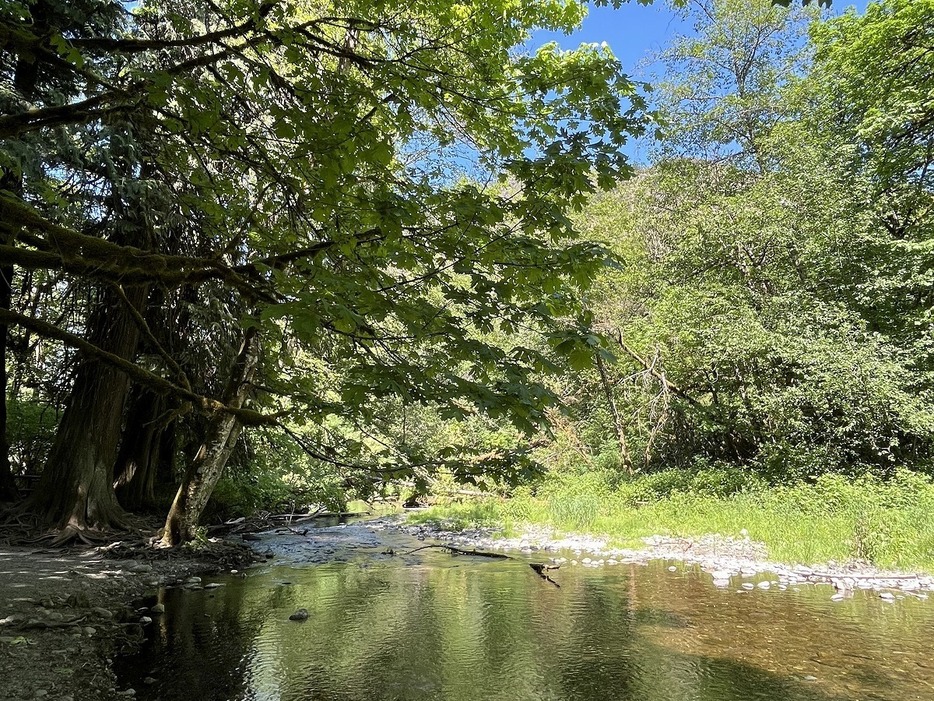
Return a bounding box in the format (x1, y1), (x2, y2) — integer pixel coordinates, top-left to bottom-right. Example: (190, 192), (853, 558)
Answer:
(415, 467), (934, 570)
(545, 0), (934, 483)
(0, 0), (658, 533)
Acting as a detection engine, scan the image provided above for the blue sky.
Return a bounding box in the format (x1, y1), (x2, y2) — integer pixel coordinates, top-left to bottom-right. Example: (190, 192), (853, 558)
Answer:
(528, 0), (871, 162)
(534, 0), (871, 75)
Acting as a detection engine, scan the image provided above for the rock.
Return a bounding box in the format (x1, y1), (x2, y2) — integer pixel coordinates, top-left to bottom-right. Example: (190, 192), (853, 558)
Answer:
(92, 607), (114, 620)
(139, 616), (153, 625)
(204, 582), (224, 589)
(741, 583), (755, 590)
(143, 678), (157, 686)
(83, 627), (96, 636)
(289, 608), (309, 621)
(757, 581), (771, 590)
(33, 690), (48, 698)
(184, 576), (201, 584)
(802, 675), (818, 682)
(880, 592), (897, 601)
(150, 604), (165, 614)
(712, 578), (731, 588)
(129, 563), (153, 574)
(831, 593), (845, 602)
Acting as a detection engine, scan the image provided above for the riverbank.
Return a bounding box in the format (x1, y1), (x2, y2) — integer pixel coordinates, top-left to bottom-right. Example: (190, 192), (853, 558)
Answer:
(400, 468), (934, 590)
(4, 480), (933, 701)
(0, 540), (257, 701)
(395, 517), (934, 596)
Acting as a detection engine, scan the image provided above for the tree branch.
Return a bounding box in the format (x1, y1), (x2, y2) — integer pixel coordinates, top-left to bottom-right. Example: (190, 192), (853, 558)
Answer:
(0, 308), (280, 426)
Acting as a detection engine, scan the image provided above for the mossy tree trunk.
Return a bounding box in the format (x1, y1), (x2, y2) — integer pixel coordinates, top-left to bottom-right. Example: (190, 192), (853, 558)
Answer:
(161, 327), (260, 546)
(28, 283), (149, 540)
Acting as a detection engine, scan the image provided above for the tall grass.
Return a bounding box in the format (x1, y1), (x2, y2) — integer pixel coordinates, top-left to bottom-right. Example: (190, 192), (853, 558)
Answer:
(409, 468), (934, 571)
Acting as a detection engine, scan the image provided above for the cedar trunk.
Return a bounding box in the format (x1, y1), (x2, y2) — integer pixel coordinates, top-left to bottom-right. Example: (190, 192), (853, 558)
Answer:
(114, 388), (171, 510)
(28, 284), (149, 538)
(161, 327), (260, 546)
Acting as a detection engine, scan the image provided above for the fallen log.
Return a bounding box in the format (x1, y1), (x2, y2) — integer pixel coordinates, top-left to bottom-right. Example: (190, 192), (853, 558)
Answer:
(394, 543), (560, 587)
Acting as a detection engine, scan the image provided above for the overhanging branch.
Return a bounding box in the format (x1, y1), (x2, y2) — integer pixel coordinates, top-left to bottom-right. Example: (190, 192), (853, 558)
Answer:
(0, 308), (281, 426)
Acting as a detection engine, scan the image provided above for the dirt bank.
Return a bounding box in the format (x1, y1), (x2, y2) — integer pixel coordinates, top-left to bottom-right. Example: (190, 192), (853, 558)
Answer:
(0, 540), (257, 701)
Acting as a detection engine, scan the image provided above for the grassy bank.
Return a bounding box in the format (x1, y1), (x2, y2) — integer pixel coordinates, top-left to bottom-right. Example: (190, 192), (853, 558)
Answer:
(409, 468), (934, 572)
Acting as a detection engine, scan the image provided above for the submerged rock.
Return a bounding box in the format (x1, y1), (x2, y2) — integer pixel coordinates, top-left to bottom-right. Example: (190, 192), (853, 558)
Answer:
(289, 608), (309, 621)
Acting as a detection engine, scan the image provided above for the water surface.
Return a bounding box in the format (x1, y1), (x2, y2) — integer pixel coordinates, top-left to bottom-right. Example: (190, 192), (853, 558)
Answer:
(117, 524), (934, 701)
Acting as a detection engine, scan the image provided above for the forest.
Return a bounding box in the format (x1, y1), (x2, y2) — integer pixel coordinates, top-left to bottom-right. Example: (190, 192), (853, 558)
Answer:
(1, 0), (932, 558)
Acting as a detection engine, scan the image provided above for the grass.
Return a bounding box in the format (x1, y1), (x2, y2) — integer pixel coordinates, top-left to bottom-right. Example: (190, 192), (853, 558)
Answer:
(408, 467), (934, 572)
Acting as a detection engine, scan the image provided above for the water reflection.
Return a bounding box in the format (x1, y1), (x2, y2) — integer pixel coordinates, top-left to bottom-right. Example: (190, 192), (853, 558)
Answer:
(118, 553), (934, 701)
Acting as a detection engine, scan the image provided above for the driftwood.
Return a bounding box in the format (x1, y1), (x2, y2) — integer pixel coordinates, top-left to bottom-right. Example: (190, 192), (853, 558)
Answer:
(206, 509), (371, 537)
(394, 543), (561, 588)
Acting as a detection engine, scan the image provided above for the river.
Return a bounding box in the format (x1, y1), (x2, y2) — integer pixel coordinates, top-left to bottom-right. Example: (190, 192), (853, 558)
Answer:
(116, 521), (934, 700)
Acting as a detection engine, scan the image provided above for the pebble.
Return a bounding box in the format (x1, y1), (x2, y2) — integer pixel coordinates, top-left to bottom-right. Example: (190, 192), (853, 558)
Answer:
(667, 566), (677, 572)
(741, 583), (755, 590)
(757, 581), (771, 590)
(150, 604), (165, 614)
(128, 563), (153, 574)
(92, 607), (113, 620)
(880, 592), (897, 601)
(712, 578), (731, 588)
(139, 616), (153, 625)
(143, 677), (157, 686)
(83, 627), (96, 636)
(831, 593), (845, 601)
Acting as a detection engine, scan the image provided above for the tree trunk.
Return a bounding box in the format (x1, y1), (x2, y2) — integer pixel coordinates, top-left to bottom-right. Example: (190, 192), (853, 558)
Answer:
(0, 38), (43, 502)
(0, 252), (16, 502)
(595, 351), (634, 475)
(161, 327), (261, 546)
(28, 284), (149, 539)
(114, 387), (171, 510)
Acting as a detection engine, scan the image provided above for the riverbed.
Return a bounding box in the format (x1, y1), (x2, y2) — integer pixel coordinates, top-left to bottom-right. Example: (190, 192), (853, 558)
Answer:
(115, 520), (934, 701)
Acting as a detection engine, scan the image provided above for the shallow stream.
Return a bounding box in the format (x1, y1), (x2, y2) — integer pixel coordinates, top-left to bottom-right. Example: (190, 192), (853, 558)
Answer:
(116, 522), (934, 700)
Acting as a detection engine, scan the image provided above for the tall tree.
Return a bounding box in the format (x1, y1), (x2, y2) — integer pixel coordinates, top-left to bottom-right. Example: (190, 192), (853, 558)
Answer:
(2, 0), (650, 540)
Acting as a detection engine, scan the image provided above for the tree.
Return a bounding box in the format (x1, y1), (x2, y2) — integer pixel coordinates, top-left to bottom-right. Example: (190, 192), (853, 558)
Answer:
(810, 0), (934, 363)
(1, 0), (649, 540)
(562, 0), (934, 480)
